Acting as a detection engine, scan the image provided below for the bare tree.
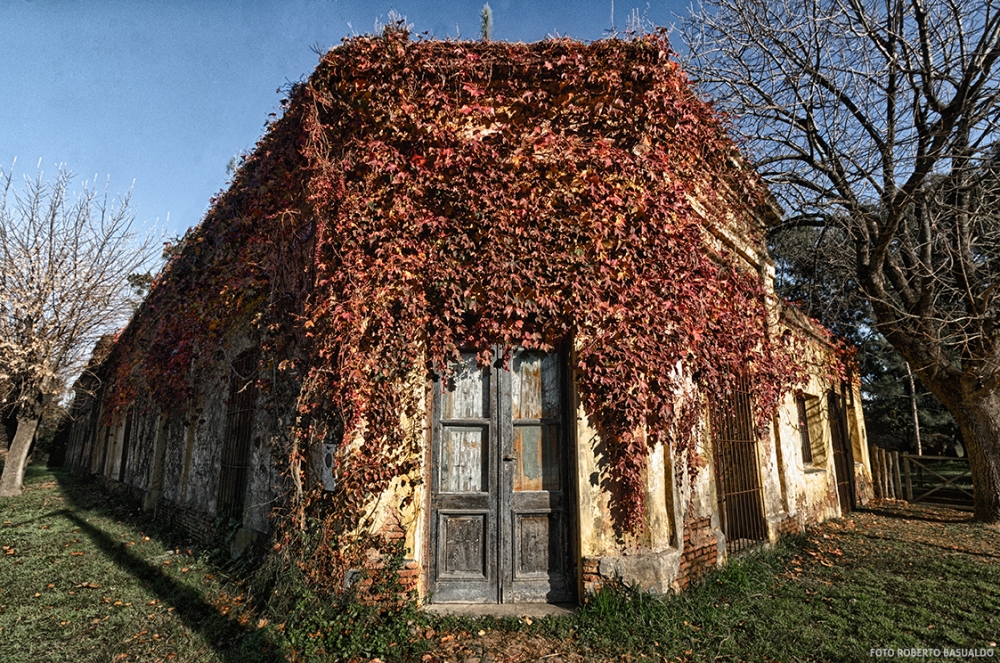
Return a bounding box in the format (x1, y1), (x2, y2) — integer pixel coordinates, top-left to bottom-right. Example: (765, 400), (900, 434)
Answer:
(0, 165), (156, 497)
(682, 0), (1000, 521)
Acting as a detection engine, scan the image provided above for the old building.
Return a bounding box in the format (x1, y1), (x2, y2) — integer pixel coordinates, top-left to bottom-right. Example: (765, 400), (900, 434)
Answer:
(65, 32), (871, 605)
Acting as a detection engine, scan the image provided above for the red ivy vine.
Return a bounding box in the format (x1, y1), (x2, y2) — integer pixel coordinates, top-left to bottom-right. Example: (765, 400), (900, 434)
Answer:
(99, 29), (809, 538)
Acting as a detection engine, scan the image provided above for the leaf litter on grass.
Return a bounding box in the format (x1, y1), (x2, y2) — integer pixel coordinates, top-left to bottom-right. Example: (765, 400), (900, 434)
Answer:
(4, 467), (999, 663)
(420, 501), (1000, 663)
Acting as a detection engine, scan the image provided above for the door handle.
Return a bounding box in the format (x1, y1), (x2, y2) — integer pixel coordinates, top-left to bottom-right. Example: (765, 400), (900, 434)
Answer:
(503, 456), (517, 462)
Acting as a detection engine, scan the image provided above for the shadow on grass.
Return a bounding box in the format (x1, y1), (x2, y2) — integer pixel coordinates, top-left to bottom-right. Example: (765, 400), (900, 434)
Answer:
(853, 529), (1000, 560)
(49, 469), (282, 663)
(859, 504), (974, 524)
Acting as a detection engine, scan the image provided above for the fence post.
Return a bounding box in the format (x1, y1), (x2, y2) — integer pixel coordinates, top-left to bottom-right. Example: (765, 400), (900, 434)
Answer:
(870, 446), (879, 498)
(874, 447), (882, 498)
(903, 454), (913, 501)
(883, 448), (892, 499)
(893, 451), (903, 500)
(886, 450), (894, 499)
(887, 450), (896, 499)
(872, 447), (885, 499)
(873, 447), (880, 499)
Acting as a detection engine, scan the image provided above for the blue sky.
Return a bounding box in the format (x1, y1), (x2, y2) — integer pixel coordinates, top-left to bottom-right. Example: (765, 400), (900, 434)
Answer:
(1, 0), (688, 239)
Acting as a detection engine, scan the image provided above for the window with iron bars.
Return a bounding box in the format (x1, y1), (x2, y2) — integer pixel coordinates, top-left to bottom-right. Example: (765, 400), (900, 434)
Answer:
(796, 394), (813, 465)
(217, 351), (259, 520)
(711, 379), (768, 556)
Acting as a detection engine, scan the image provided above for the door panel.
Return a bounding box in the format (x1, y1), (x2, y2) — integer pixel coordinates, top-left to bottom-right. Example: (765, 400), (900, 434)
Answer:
(512, 424), (561, 491)
(430, 353), (498, 603)
(711, 382), (768, 555)
(502, 350), (573, 603)
(438, 512), (489, 577)
(440, 426), (488, 492)
(443, 356), (490, 419)
(431, 348), (573, 604)
(514, 513), (563, 576)
(511, 352), (561, 419)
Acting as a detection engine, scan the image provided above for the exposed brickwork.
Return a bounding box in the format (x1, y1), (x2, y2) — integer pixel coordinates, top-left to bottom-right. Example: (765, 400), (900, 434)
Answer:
(854, 466), (875, 506)
(153, 498), (216, 545)
(379, 508), (419, 591)
(379, 508), (407, 543)
(581, 556), (601, 594)
(95, 475), (145, 504)
(777, 516), (802, 536)
(677, 516), (719, 591)
(397, 559), (419, 591)
(88, 474), (220, 546)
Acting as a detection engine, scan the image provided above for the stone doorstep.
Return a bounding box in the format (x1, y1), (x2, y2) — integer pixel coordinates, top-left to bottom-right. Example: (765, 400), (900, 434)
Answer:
(422, 602), (577, 618)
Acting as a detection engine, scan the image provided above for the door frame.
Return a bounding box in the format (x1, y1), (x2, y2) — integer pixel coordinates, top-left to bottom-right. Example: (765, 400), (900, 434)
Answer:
(424, 345), (578, 604)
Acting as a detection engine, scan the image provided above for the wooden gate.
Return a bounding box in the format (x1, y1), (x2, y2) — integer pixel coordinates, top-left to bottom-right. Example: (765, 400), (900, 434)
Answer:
(869, 448), (974, 510)
(711, 383), (768, 555)
(429, 349), (574, 604)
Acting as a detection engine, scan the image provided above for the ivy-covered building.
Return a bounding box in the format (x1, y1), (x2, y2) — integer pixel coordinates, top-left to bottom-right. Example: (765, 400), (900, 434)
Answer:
(65, 32), (872, 605)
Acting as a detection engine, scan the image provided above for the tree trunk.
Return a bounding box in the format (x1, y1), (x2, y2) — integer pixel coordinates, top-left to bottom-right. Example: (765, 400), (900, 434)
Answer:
(905, 362), (923, 455)
(948, 390), (1000, 524)
(0, 413), (43, 497)
(0, 387), (48, 498)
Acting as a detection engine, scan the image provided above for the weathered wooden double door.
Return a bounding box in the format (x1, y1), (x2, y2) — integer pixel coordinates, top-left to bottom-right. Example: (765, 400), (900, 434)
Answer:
(429, 349), (574, 603)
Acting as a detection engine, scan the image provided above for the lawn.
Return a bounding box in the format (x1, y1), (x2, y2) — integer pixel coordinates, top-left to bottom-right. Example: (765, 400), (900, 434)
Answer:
(0, 465), (278, 663)
(1, 465), (998, 662)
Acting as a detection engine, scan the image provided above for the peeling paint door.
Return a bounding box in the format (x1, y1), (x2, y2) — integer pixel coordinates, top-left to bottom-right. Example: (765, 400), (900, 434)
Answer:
(430, 349), (573, 603)
(430, 352), (498, 603)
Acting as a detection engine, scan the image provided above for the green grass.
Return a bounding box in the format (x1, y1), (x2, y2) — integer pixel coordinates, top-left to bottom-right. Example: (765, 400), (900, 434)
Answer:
(3, 466), (999, 662)
(427, 506), (1000, 662)
(0, 465), (280, 663)
(0, 465), (430, 663)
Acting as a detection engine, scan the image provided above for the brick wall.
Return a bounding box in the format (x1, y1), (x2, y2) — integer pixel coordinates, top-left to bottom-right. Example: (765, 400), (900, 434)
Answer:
(581, 556), (601, 594)
(379, 508), (418, 592)
(677, 516), (719, 591)
(777, 516), (801, 537)
(397, 559), (419, 591)
(154, 498), (217, 545)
